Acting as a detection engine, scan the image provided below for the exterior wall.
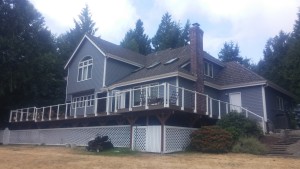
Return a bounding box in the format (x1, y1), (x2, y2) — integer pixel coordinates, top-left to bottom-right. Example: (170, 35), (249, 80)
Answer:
(105, 58), (138, 86)
(66, 39), (105, 100)
(220, 86), (264, 118)
(179, 77), (195, 108)
(204, 86), (220, 99)
(265, 86), (294, 129)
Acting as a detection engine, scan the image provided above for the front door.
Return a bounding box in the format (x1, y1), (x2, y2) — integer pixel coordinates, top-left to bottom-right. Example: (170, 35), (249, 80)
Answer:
(229, 92), (242, 112)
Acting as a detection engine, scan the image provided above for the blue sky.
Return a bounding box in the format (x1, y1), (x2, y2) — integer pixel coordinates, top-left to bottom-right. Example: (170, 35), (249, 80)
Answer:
(30, 0), (300, 63)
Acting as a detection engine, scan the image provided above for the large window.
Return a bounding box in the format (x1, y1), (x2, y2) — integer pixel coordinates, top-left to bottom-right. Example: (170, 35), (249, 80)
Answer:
(204, 62), (213, 78)
(78, 56), (93, 82)
(276, 96), (284, 111)
(133, 83), (159, 106)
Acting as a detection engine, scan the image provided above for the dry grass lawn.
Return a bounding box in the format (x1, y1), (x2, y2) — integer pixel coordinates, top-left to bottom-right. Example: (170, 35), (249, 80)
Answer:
(0, 145), (300, 169)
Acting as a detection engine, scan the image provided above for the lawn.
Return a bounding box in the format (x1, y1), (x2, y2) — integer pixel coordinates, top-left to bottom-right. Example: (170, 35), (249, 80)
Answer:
(0, 145), (300, 169)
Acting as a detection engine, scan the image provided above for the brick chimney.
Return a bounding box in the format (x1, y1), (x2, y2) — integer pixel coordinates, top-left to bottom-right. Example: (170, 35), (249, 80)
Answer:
(189, 23), (205, 113)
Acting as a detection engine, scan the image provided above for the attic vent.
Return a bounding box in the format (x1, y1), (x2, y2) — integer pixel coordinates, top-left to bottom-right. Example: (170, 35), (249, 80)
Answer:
(164, 57), (179, 65)
(147, 61), (160, 69)
(133, 66), (144, 72)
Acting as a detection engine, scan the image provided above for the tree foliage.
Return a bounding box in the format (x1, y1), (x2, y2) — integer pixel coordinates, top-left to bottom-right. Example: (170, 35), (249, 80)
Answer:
(0, 0), (65, 125)
(152, 13), (190, 51)
(256, 9), (300, 100)
(56, 4), (98, 65)
(120, 19), (151, 55)
(218, 41), (251, 68)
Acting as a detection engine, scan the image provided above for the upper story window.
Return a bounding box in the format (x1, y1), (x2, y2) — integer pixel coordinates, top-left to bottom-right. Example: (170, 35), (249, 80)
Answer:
(204, 62), (213, 78)
(78, 56), (93, 82)
(276, 96), (284, 111)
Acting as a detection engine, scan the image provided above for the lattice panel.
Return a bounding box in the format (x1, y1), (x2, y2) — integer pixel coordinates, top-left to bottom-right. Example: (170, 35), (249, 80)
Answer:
(164, 126), (197, 153)
(9, 130), (40, 144)
(8, 125), (131, 147)
(132, 127), (146, 151)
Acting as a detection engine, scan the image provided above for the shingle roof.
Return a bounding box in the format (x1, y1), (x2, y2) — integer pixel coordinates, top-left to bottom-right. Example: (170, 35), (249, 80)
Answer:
(87, 35), (146, 65)
(212, 62), (265, 86)
(114, 45), (193, 84)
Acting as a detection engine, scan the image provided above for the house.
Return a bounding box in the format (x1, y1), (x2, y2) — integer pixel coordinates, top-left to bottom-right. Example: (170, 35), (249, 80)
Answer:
(6, 23), (296, 153)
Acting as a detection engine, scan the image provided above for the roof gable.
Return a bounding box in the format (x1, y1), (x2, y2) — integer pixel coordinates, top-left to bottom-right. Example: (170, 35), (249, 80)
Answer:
(64, 34), (146, 69)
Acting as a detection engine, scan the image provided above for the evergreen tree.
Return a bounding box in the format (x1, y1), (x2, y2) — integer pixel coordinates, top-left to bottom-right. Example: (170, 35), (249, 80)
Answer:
(57, 4), (98, 64)
(218, 41), (251, 68)
(120, 19), (151, 55)
(256, 31), (290, 87)
(152, 13), (184, 51)
(283, 11), (300, 100)
(0, 0), (65, 125)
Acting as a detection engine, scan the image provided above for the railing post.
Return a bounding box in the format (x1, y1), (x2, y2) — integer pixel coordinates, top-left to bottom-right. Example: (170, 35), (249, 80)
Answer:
(166, 83), (170, 107)
(49, 106), (52, 121)
(163, 83), (167, 107)
(209, 98), (213, 118)
(20, 109), (23, 122)
(84, 100), (87, 117)
(218, 100), (221, 119)
(226, 103), (229, 114)
(246, 109), (249, 118)
(74, 102), (77, 118)
(129, 89), (132, 111)
(26, 108), (29, 121)
(145, 87), (149, 109)
(194, 92), (197, 113)
(114, 93), (118, 113)
(94, 97), (98, 116)
(9, 111), (12, 122)
(181, 89), (185, 110)
(57, 105), (60, 120)
(206, 95), (209, 115)
(262, 117), (266, 134)
(65, 103), (68, 119)
(42, 107), (45, 121)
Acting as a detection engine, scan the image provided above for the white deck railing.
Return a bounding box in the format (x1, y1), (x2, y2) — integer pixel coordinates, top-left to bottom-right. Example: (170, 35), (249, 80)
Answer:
(9, 83), (266, 132)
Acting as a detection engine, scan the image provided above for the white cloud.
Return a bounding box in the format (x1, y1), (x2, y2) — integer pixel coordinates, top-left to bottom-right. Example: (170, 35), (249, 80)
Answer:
(30, 0), (300, 62)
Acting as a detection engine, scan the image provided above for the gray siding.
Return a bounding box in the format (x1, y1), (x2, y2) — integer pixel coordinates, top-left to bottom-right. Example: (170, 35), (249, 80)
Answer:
(204, 86), (220, 99)
(66, 39), (105, 97)
(105, 58), (138, 86)
(220, 86), (264, 117)
(265, 87), (294, 129)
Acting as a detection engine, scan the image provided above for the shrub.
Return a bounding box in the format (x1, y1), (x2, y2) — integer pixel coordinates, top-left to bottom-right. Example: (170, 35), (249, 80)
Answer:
(232, 137), (267, 155)
(190, 126), (234, 153)
(217, 112), (262, 141)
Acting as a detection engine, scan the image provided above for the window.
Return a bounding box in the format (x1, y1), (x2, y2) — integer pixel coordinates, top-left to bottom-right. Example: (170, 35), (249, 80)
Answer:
(133, 83), (159, 106)
(78, 56), (93, 81)
(276, 97), (284, 111)
(72, 94), (94, 108)
(204, 62), (213, 77)
(164, 57), (179, 65)
(147, 62), (160, 69)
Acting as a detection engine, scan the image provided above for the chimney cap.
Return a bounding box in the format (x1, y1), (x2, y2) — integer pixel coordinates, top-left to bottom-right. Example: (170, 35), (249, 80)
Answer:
(192, 23), (200, 27)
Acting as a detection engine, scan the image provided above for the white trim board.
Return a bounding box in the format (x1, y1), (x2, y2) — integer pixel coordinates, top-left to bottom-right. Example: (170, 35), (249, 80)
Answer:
(108, 72), (196, 89)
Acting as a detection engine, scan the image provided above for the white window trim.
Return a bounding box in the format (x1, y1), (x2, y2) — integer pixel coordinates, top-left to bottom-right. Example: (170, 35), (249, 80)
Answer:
(204, 61), (213, 78)
(77, 56), (93, 82)
(276, 96), (284, 111)
(72, 94), (95, 109)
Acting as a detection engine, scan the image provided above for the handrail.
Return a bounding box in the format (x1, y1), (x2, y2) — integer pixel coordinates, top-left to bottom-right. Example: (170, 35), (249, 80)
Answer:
(9, 82), (266, 132)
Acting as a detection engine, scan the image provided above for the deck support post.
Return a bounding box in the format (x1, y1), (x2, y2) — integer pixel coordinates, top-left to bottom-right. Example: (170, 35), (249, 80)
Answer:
(126, 115), (138, 151)
(156, 112), (171, 154)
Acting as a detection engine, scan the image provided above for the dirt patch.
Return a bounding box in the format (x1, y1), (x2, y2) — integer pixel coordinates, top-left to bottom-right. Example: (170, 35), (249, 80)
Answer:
(0, 145), (300, 169)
